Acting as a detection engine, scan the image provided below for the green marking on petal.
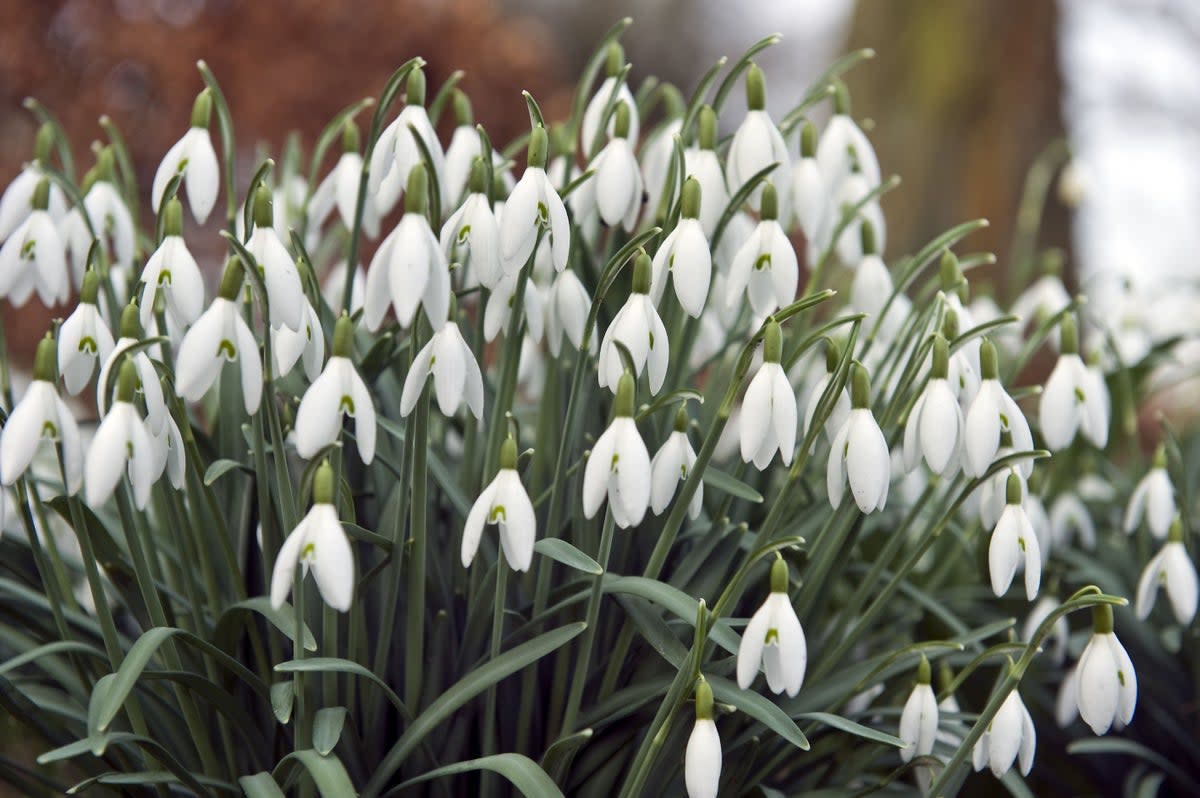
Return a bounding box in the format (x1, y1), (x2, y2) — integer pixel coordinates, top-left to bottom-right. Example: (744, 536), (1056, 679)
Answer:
(21, 240), (36, 260)
(41, 420), (58, 439)
(999, 412), (1009, 429)
(648, 331), (655, 349)
(1074, 387), (1086, 403)
(457, 224), (471, 244)
(754, 253), (772, 271)
(490, 505), (507, 523)
(1118, 670), (1125, 687)
(1017, 536), (1026, 552)
(217, 339), (236, 359)
(302, 542), (316, 560)
(537, 202), (549, 227)
(610, 453), (620, 473)
(339, 395), (355, 415)
(157, 270), (173, 286)
(78, 336), (97, 354)
(765, 627), (779, 644)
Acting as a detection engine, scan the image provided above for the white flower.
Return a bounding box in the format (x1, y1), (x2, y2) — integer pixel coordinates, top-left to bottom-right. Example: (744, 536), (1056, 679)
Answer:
(650, 409), (701, 519)
(581, 70), (638, 159)
(0, 339), (83, 494)
(849, 248), (907, 343)
(725, 184), (798, 319)
(685, 679), (721, 798)
(682, 106), (729, 237)
(82, 174), (136, 272)
(139, 201), (205, 331)
(246, 194), (304, 332)
(903, 335), (963, 476)
(640, 117), (681, 223)
(1124, 457), (1175, 539)
(400, 320), (483, 420)
(598, 254), (669, 394)
(1073, 607), (1136, 735)
(484, 272), (545, 343)
(831, 169), (886, 266)
(898, 659), (938, 763)
(816, 89), (881, 193)
(148, 413), (186, 491)
(0, 164), (67, 242)
(151, 99), (219, 224)
(320, 261), (365, 316)
(972, 689), (1036, 778)
(803, 346), (851, 445)
(650, 185), (711, 318)
(270, 464), (354, 612)
(441, 186), (501, 290)
(96, 326), (168, 436)
(462, 439), (535, 572)
(273, 300), (324, 382)
(57, 273), (114, 396)
(545, 269), (594, 357)
(308, 150), (380, 240)
(364, 188), (450, 333)
(792, 146), (825, 253)
(294, 320), (376, 465)
(1022, 595), (1069, 665)
(1039, 318), (1109, 450)
(84, 362), (157, 509)
(989, 474), (1042, 600)
(582, 373), (651, 528)
(368, 79), (447, 216)
(590, 127), (643, 232)
(828, 366), (890, 513)
(499, 127), (570, 276)
(1135, 527), (1198, 625)
(740, 322), (797, 470)
(1048, 492), (1096, 551)
(0, 190), (68, 307)
(1010, 274), (1070, 339)
(175, 273), (262, 415)
(964, 340), (1034, 478)
(1056, 666), (1080, 729)
(737, 558), (806, 697)
(727, 65), (791, 224)
(443, 95), (511, 204)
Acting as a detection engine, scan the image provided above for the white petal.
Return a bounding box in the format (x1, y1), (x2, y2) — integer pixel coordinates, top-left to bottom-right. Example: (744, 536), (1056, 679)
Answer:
(235, 318), (263, 414)
(294, 365), (345, 459)
(826, 421), (849, 509)
(270, 515), (311, 609)
(309, 506), (354, 611)
(1108, 634), (1137, 726)
(989, 507), (1021, 597)
(399, 338), (435, 417)
(845, 411), (889, 512)
(1164, 544), (1198, 624)
(614, 420), (651, 527)
(771, 594), (807, 697)
(650, 436), (685, 515)
(183, 128), (220, 224)
(1077, 635), (1119, 735)
(582, 425), (618, 520)
(736, 601), (772, 689)
(497, 471), (536, 572)
(684, 718), (721, 798)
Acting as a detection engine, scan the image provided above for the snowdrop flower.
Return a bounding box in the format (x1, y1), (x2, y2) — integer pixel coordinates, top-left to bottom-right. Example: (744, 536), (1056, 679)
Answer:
(650, 178), (712, 318)
(1048, 492), (1096, 551)
(0, 335), (83, 494)
(148, 413), (185, 492)
(651, 406), (702, 518)
(898, 656), (938, 763)
(803, 341), (851, 444)
(817, 82), (882, 193)
(831, 160), (887, 266)
(1124, 447), (1175, 538)
(85, 360), (157, 509)
(462, 437), (535, 571)
(726, 65), (791, 225)
(57, 270), (114, 396)
(1072, 605), (1136, 735)
(151, 89), (219, 224)
(307, 121), (380, 239)
(545, 268), (594, 357)
(499, 126), (570, 276)
(293, 317), (377, 464)
(964, 339), (1034, 478)
(138, 198), (205, 331)
(368, 68), (447, 216)
(791, 121), (826, 249)
(440, 158), (502, 290)
(321, 261), (365, 315)
(685, 677), (721, 798)
(582, 371), (652, 528)
(245, 185), (305, 332)
(599, 252), (669, 394)
(737, 557), (806, 696)
(270, 460), (354, 612)
(96, 306), (168, 435)
(581, 43), (638, 159)
(1055, 666), (1080, 729)
(1010, 271), (1070, 340)
(1039, 315), (1108, 451)
(442, 91), (512, 204)
(484, 271), (545, 343)
(1023, 595), (1069, 665)
(0, 178), (68, 307)
(740, 320), (798, 470)
(0, 124), (67, 241)
(175, 261), (262, 415)
(364, 165), (450, 332)
(904, 334), (963, 476)
(726, 183), (798, 318)
(685, 106), (731, 238)
(640, 116), (682, 224)
(972, 685), (1036, 779)
(400, 310), (484, 420)
(828, 364), (890, 513)
(588, 102), (643, 231)
(79, 149), (137, 276)
(273, 299), (324, 382)
(1135, 519), (1198, 625)
(989, 474), (1042, 600)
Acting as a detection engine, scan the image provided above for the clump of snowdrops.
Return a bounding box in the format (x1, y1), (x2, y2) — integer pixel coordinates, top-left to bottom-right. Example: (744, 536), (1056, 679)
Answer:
(0, 20), (1192, 798)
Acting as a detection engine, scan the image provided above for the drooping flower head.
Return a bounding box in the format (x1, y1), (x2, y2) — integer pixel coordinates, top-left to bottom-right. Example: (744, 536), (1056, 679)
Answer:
(462, 436), (536, 572)
(270, 460), (355, 612)
(1072, 604), (1137, 735)
(651, 405), (702, 519)
(898, 655), (938, 763)
(828, 363), (890, 513)
(582, 370), (652, 528)
(650, 177), (712, 318)
(1135, 518), (1198, 625)
(599, 250), (669, 394)
(740, 319), (798, 470)
(139, 198), (205, 332)
(151, 88), (220, 224)
(685, 676), (722, 798)
(1039, 313), (1109, 451)
(294, 315), (376, 464)
(736, 556), (807, 696)
(58, 269), (115, 396)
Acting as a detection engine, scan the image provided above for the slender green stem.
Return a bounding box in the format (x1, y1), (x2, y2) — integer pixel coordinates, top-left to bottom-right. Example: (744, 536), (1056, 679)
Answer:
(405, 382), (431, 710)
(561, 511), (615, 736)
(482, 560), (509, 796)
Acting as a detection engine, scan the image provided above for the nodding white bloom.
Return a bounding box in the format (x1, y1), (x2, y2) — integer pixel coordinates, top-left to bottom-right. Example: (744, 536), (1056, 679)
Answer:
(898, 657), (938, 763)
(151, 90), (219, 224)
(1073, 606), (1137, 735)
(96, 308), (168, 436)
(817, 85), (882, 193)
(138, 199), (205, 331)
(0, 179), (68, 307)
(640, 117), (682, 223)
(499, 126), (570, 275)
(964, 339), (1033, 478)
(273, 299), (324, 382)
(582, 372), (652, 528)
(849, 231), (909, 345)
(1048, 492), (1096, 551)
(440, 163), (501, 290)
(76, 154), (136, 277)
(1055, 665), (1080, 729)
(1039, 317), (1108, 450)
(320, 261), (365, 315)
(364, 165), (450, 332)
(0, 134), (68, 240)
(484, 272), (545, 343)
(975, 445), (1021, 530)
(725, 183), (798, 318)
(85, 360), (157, 509)
(740, 321), (798, 470)
(651, 407), (702, 519)
(598, 252), (669, 395)
(270, 462), (354, 612)
(737, 557), (806, 696)
(972, 688), (1036, 779)
(175, 264), (262, 415)
(989, 474), (1042, 600)
(545, 269), (594, 357)
(791, 121), (826, 247)
(683, 106), (730, 238)
(581, 51), (639, 159)
(400, 317), (484, 420)
(726, 65), (791, 225)
(831, 165), (887, 266)
(148, 413), (186, 491)
(0, 337), (83, 494)
(443, 92), (513, 205)
(1023, 595), (1069, 665)
(57, 271), (115, 396)
(828, 365), (890, 513)
(462, 438), (535, 572)
(587, 102), (643, 232)
(685, 678), (722, 798)
(803, 343), (851, 445)
(1124, 449), (1175, 539)
(246, 186), (304, 332)
(368, 71), (447, 216)
(307, 128), (380, 239)
(904, 335), (964, 476)
(1010, 272), (1070, 339)
(650, 179), (712, 318)
(1135, 521), (1198, 625)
